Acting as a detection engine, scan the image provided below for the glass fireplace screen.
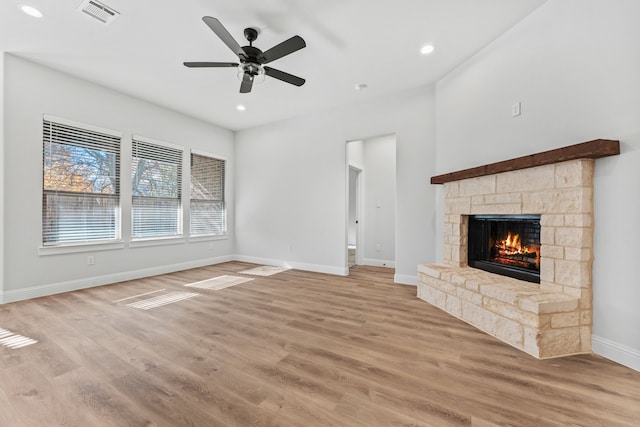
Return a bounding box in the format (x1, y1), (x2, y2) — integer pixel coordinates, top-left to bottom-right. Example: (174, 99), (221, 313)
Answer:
(467, 214), (541, 283)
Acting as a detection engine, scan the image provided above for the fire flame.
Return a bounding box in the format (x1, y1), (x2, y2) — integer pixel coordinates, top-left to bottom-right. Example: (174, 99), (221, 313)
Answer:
(501, 232), (523, 254)
(495, 232), (540, 268)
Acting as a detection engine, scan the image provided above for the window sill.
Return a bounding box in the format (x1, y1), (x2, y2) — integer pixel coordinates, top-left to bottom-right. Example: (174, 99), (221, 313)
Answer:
(188, 234), (229, 243)
(38, 241), (126, 256)
(37, 234), (227, 255)
(129, 236), (186, 248)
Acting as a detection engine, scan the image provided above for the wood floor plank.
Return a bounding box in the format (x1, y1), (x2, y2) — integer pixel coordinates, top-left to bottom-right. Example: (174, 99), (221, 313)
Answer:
(0, 382), (26, 427)
(1, 262), (639, 426)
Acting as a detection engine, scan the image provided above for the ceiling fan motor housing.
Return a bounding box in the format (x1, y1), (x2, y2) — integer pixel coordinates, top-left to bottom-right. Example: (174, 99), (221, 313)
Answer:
(241, 46), (263, 63)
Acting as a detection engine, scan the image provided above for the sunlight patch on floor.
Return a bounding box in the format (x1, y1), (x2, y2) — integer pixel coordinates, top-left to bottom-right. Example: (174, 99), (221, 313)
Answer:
(185, 275), (254, 291)
(0, 328), (38, 349)
(125, 291), (200, 310)
(238, 266), (290, 276)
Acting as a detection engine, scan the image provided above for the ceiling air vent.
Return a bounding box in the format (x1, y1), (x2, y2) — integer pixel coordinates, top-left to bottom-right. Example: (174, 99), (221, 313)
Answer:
(78, 0), (119, 25)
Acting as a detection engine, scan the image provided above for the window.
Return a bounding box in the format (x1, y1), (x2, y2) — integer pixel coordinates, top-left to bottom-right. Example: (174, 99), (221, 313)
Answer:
(190, 152), (226, 236)
(42, 116), (121, 245)
(131, 136), (183, 239)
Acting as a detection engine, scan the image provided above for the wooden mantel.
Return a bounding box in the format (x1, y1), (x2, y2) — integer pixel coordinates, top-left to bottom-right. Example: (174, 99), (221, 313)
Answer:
(430, 139), (620, 185)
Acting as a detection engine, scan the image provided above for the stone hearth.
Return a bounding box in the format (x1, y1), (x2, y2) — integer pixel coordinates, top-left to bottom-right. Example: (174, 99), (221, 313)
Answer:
(419, 154), (602, 358)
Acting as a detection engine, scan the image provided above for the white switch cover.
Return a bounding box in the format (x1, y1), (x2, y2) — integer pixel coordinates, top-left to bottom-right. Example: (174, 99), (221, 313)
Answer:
(512, 101), (522, 117)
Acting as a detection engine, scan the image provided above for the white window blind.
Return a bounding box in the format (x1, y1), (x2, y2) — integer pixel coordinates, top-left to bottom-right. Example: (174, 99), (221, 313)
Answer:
(42, 116), (121, 245)
(190, 152), (226, 236)
(131, 136), (183, 238)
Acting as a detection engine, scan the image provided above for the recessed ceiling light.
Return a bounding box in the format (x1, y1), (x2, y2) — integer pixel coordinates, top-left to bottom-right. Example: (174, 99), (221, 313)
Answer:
(20, 4), (43, 18)
(354, 83), (368, 91)
(420, 44), (435, 55)
(236, 104), (246, 111)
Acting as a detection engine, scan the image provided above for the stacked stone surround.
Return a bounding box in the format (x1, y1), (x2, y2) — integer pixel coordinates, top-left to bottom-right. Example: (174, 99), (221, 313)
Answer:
(418, 159), (594, 358)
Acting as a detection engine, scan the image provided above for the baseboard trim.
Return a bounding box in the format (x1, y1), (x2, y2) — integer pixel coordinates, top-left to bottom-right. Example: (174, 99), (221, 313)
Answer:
(362, 258), (396, 268)
(394, 274), (417, 285)
(1, 255), (235, 304)
(233, 255), (348, 276)
(592, 335), (640, 372)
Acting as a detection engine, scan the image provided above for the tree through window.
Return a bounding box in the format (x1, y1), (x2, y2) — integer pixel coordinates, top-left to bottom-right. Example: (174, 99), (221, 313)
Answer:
(131, 136), (183, 238)
(42, 116), (121, 245)
(190, 152), (226, 236)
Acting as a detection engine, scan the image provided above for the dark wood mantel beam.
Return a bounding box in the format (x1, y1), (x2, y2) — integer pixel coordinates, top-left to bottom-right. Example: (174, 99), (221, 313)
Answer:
(430, 139), (620, 185)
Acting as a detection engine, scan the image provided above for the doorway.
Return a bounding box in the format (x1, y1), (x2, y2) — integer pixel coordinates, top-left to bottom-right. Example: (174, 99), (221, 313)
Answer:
(346, 135), (396, 272)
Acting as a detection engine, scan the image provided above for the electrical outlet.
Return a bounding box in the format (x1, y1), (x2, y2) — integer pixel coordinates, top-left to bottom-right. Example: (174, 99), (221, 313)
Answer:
(375, 243), (381, 252)
(87, 255), (95, 266)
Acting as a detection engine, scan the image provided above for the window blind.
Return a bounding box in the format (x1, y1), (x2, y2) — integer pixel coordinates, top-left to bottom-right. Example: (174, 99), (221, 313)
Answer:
(131, 136), (183, 238)
(42, 117), (121, 245)
(190, 152), (226, 236)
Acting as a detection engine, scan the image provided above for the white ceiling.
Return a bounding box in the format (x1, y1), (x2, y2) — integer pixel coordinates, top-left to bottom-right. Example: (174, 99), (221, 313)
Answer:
(1, 0), (547, 131)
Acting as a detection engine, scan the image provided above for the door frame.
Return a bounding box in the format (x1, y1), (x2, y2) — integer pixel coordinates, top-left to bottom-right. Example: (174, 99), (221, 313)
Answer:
(346, 162), (364, 270)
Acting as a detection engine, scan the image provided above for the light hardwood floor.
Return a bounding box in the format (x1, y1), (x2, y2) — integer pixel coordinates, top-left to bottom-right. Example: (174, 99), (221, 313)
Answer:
(0, 262), (639, 426)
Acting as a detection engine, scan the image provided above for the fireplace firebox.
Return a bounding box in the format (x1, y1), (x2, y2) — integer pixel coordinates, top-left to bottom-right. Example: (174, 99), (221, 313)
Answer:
(467, 214), (541, 283)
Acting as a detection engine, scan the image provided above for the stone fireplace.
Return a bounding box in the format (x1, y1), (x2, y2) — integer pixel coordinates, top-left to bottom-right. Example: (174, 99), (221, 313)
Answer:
(418, 140), (619, 358)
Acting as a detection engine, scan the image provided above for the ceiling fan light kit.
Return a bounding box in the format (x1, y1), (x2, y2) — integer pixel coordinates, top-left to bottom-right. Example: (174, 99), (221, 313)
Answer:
(184, 16), (306, 94)
(237, 63), (266, 85)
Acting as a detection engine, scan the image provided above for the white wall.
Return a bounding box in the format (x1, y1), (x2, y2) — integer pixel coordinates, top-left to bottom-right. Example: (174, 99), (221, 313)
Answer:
(362, 134), (396, 266)
(347, 139), (364, 166)
(435, 0), (640, 370)
(2, 55), (235, 302)
(235, 86), (436, 283)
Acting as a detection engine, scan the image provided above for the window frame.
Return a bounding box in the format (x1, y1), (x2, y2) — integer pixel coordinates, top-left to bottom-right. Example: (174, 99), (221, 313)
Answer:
(130, 134), (184, 241)
(189, 149), (227, 239)
(40, 114), (123, 251)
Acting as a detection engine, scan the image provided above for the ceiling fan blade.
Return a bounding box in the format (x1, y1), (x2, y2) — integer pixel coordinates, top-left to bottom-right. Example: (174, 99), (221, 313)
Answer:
(240, 73), (254, 93)
(264, 66), (305, 87)
(259, 36), (306, 64)
(183, 62), (239, 68)
(202, 16), (247, 60)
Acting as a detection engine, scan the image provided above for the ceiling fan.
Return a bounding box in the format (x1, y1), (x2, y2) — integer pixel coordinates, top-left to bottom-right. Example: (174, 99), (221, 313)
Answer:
(184, 16), (306, 93)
